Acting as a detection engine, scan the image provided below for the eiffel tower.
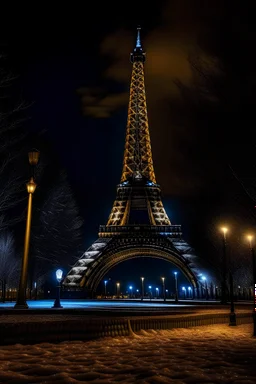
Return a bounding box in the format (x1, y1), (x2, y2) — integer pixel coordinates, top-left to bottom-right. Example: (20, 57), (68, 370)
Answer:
(63, 28), (203, 297)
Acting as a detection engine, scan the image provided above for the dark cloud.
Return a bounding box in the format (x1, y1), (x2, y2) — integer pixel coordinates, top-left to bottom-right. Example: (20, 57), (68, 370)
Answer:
(77, 87), (128, 118)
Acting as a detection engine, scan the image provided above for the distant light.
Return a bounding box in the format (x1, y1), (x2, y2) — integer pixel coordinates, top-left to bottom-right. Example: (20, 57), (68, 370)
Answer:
(182, 287), (185, 290)
(221, 227), (228, 234)
(156, 287), (159, 291)
(141, 277), (144, 281)
(247, 235), (253, 247)
(129, 286), (133, 290)
(188, 287), (192, 291)
(202, 276), (206, 281)
(149, 285), (152, 289)
(174, 272), (177, 275)
(56, 269), (63, 282)
(104, 280), (107, 284)
(136, 289), (139, 292)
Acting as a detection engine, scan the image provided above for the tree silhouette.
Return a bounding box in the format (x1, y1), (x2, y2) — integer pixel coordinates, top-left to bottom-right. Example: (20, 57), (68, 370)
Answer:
(30, 171), (83, 290)
(0, 232), (19, 302)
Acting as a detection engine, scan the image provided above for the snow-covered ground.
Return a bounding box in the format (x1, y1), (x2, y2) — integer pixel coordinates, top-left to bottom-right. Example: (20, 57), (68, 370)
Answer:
(0, 323), (255, 383)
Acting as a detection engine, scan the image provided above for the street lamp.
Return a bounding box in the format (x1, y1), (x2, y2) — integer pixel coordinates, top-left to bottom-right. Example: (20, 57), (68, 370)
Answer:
(129, 285), (133, 298)
(247, 235), (256, 336)
(188, 286), (192, 298)
(182, 286), (186, 299)
(34, 281), (37, 300)
(116, 282), (120, 298)
(15, 150), (39, 309)
(156, 287), (159, 298)
(141, 277), (144, 301)
(148, 285), (152, 301)
(174, 272), (178, 303)
(202, 276), (209, 300)
(52, 269), (63, 309)
(104, 280), (107, 297)
(228, 268), (236, 326)
(220, 227), (228, 304)
(161, 277), (166, 301)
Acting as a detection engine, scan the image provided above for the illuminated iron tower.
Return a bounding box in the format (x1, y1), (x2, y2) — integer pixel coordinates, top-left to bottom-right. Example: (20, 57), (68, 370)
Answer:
(63, 28), (204, 296)
(107, 27), (170, 226)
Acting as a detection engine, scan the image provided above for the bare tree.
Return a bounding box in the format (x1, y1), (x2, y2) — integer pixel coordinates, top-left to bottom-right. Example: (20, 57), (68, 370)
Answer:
(0, 55), (28, 231)
(0, 231), (19, 302)
(30, 171), (83, 287)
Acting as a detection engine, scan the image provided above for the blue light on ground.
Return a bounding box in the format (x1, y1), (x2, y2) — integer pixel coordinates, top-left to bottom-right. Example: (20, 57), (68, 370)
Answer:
(0, 299), (197, 309)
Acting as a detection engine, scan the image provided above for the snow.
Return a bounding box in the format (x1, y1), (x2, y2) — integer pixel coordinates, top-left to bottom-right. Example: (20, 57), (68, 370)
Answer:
(0, 323), (255, 383)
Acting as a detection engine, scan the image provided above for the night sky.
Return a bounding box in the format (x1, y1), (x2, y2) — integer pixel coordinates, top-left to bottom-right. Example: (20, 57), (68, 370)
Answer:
(1, 1), (256, 293)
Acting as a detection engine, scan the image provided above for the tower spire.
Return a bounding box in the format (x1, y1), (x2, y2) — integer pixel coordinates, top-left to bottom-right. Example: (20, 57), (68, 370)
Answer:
(136, 26), (141, 48)
(121, 27), (156, 183)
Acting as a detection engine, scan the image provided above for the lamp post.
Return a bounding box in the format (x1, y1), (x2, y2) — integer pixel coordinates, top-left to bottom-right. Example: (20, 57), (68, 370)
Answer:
(182, 286), (186, 299)
(52, 269), (63, 309)
(161, 277), (166, 301)
(220, 227), (228, 304)
(247, 235), (256, 336)
(202, 276), (208, 300)
(156, 287), (159, 298)
(188, 286), (192, 299)
(104, 280), (107, 297)
(148, 285), (152, 301)
(129, 285), (133, 298)
(116, 282), (120, 298)
(15, 150), (39, 309)
(174, 272), (178, 303)
(141, 277), (144, 301)
(229, 269), (236, 326)
(34, 281), (37, 300)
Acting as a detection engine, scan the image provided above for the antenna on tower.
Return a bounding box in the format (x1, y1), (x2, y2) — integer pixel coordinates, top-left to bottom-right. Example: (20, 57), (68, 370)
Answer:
(136, 26), (141, 48)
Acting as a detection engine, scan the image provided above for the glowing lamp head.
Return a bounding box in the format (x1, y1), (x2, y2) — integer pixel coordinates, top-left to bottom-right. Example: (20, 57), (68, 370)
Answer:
(174, 272), (177, 276)
(182, 287), (185, 290)
(202, 276), (206, 281)
(116, 282), (120, 287)
(188, 287), (191, 291)
(26, 178), (37, 194)
(161, 277), (165, 282)
(56, 269), (63, 282)
(221, 227), (228, 235)
(104, 280), (107, 284)
(141, 277), (144, 281)
(156, 287), (159, 291)
(149, 285), (152, 289)
(129, 286), (133, 290)
(28, 150), (40, 166)
(247, 235), (253, 247)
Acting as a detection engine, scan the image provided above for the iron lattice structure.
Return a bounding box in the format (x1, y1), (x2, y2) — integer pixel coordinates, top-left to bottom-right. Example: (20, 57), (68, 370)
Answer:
(63, 28), (208, 295)
(121, 43), (155, 184)
(107, 28), (170, 226)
